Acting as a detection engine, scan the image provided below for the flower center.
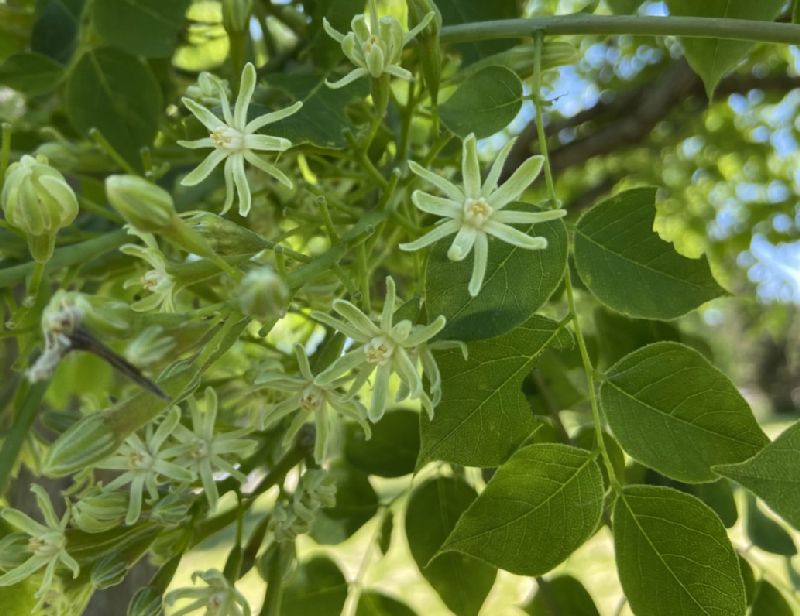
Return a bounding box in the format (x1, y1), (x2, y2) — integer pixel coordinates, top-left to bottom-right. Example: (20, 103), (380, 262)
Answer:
(364, 336), (394, 364)
(463, 197), (493, 228)
(129, 450), (153, 471)
(208, 592), (226, 610)
(142, 270), (172, 293)
(189, 439), (210, 460)
(28, 532), (63, 558)
(210, 126), (245, 151)
(300, 385), (324, 411)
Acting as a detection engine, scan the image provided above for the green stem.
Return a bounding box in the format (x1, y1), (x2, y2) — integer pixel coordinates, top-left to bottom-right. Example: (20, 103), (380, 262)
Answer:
(26, 261), (46, 304)
(261, 543), (289, 616)
(440, 14), (800, 45)
(532, 33), (557, 206)
(0, 381), (48, 495)
(0, 122), (11, 186)
(89, 128), (138, 175)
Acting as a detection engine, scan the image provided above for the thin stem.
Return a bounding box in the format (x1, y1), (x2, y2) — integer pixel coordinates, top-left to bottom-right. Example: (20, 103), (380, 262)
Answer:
(89, 128), (138, 175)
(532, 33), (557, 206)
(0, 381), (48, 495)
(0, 122), (11, 185)
(25, 261), (46, 306)
(440, 14), (800, 45)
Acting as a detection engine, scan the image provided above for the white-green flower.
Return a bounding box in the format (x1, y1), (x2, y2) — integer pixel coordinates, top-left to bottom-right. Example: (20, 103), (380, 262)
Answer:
(178, 62), (302, 217)
(256, 343), (370, 463)
(401, 133), (567, 296)
(269, 469), (336, 543)
(311, 277), (446, 422)
(165, 569), (250, 616)
(322, 3), (433, 88)
(165, 387), (257, 512)
(96, 408), (193, 525)
(0, 485), (79, 607)
(120, 228), (178, 312)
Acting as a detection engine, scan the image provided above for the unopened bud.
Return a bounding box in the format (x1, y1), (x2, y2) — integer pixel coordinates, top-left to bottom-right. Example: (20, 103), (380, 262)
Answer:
(91, 554), (128, 589)
(105, 175), (176, 234)
(150, 490), (194, 526)
(1, 154), (78, 262)
(73, 488), (128, 533)
(185, 211), (266, 256)
(128, 586), (162, 616)
(222, 0), (253, 33)
(238, 267), (289, 321)
(407, 1), (441, 104)
(0, 533), (30, 571)
(43, 412), (118, 477)
(185, 72), (230, 105)
(125, 325), (176, 368)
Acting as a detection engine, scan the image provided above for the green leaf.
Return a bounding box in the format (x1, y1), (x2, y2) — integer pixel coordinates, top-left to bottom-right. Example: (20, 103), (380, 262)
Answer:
(523, 575), (600, 616)
(750, 580), (793, 616)
(437, 0), (518, 64)
(739, 555), (756, 605)
(572, 426), (626, 488)
(613, 485), (747, 616)
(31, 0), (83, 64)
(0, 580), (37, 616)
(92, 0), (190, 58)
(574, 187), (725, 320)
(345, 410), (419, 477)
(426, 204), (568, 341)
(310, 462), (379, 545)
(601, 342), (768, 483)
(606, 0), (645, 14)
(665, 0), (785, 97)
(593, 307), (681, 368)
(377, 510), (393, 554)
(745, 496), (797, 556)
(65, 46), (162, 169)
(440, 66), (522, 139)
(267, 72), (369, 148)
(355, 592), (416, 616)
(405, 477), (496, 616)
(715, 420), (800, 530)
(419, 315), (572, 467)
(308, 0), (365, 69)
(282, 556), (348, 616)
(441, 444), (604, 576)
(0, 52), (64, 95)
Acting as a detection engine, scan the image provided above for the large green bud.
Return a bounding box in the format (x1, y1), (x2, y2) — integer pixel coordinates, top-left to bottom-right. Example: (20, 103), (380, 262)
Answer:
(238, 266), (289, 321)
(105, 175), (176, 233)
(407, 0), (442, 106)
(1, 155), (78, 262)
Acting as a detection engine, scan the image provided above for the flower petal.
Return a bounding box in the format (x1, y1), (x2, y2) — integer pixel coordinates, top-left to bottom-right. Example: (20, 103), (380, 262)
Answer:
(482, 138), (516, 197)
(368, 363), (391, 422)
(408, 160), (464, 202)
(333, 299), (380, 338)
(491, 208), (566, 225)
(322, 17), (345, 43)
(487, 154), (544, 210)
(384, 64), (413, 80)
(461, 134), (482, 199)
(484, 220), (548, 250)
(380, 276), (396, 332)
(399, 219), (459, 252)
(234, 63), (257, 128)
(231, 155), (252, 217)
(446, 226), (477, 261)
(176, 137), (214, 150)
(180, 149), (227, 186)
(221, 156), (236, 214)
(243, 151), (293, 189)
(468, 232), (489, 296)
(326, 68), (369, 89)
(411, 190), (460, 218)
(310, 310), (370, 341)
(404, 315), (446, 347)
(246, 101), (303, 133)
(316, 348), (368, 384)
(181, 98), (225, 132)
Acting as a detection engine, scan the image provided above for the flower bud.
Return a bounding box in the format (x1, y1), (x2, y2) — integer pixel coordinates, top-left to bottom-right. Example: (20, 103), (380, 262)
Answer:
(0, 533), (30, 571)
(105, 175), (176, 234)
(222, 0), (253, 33)
(1, 154), (78, 262)
(150, 490), (194, 526)
(128, 586), (162, 616)
(73, 489), (128, 533)
(407, 1), (441, 104)
(91, 554), (128, 589)
(237, 267), (289, 321)
(185, 72), (230, 105)
(43, 412), (119, 477)
(125, 325), (176, 368)
(185, 211), (267, 256)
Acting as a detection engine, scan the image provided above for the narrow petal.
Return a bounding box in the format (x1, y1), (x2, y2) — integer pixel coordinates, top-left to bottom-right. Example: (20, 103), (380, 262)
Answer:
(313, 406), (329, 462)
(393, 349), (422, 398)
(408, 161), (464, 202)
(332, 299), (380, 338)
(244, 134), (292, 152)
(243, 151), (293, 189)
(399, 219), (459, 252)
(491, 208), (567, 225)
(368, 364), (391, 422)
(181, 98), (225, 131)
(411, 191), (461, 218)
(310, 310), (370, 341)
(176, 137), (214, 150)
(484, 220), (548, 250)
(461, 134), (482, 199)
(234, 63), (257, 128)
(231, 155), (251, 217)
(468, 232), (489, 296)
(221, 156), (235, 214)
(316, 348), (367, 384)
(487, 155), (544, 210)
(404, 10), (434, 44)
(262, 395), (302, 428)
(326, 68), (369, 89)
(293, 343), (313, 381)
(0, 510), (48, 537)
(380, 276), (396, 332)
(246, 101), (303, 132)
(60, 551), (80, 578)
(217, 82), (233, 125)
(384, 64), (413, 80)
(0, 555), (46, 587)
(322, 17), (345, 43)
(180, 149), (227, 186)
(482, 138), (516, 197)
(404, 315), (446, 347)
(446, 226), (477, 261)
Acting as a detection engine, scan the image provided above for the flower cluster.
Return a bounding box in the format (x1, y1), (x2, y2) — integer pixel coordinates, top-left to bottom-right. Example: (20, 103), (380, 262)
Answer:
(269, 469), (336, 543)
(165, 569), (251, 616)
(401, 133), (567, 296)
(178, 62), (302, 217)
(120, 227), (179, 312)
